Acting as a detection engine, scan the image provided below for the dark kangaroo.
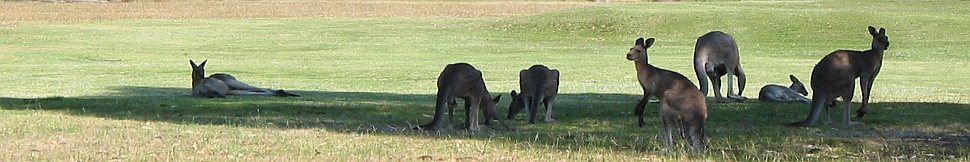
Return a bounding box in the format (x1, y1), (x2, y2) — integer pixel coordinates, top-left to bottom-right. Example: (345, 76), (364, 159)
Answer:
(790, 26), (889, 127)
(508, 65), (560, 124)
(416, 63), (512, 131)
(693, 31), (747, 103)
(758, 75), (811, 103)
(628, 37), (708, 151)
(190, 60), (299, 98)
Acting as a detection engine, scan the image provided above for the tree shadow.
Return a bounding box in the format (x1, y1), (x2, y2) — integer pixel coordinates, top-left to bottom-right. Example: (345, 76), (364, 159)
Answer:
(0, 86), (648, 131)
(1, 86), (967, 155)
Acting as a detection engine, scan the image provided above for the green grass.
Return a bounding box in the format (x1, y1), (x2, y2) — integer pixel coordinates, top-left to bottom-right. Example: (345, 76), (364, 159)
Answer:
(1, 0), (968, 161)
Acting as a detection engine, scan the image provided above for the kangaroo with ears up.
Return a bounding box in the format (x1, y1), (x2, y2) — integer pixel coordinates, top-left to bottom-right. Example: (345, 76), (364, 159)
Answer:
(190, 60), (299, 98)
(693, 31), (748, 103)
(415, 63), (512, 131)
(508, 65), (560, 124)
(628, 37), (708, 151)
(790, 26), (889, 127)
(758, 75), (811, 103)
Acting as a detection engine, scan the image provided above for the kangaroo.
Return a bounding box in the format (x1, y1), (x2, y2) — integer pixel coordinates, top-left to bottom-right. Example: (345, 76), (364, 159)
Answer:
(507, 65), (560, 124)
(416, 63), (512, 131)
(758, 75), (811, 103)
(628, 37), (708, 151)
(693, 31), (748, 103)
(190, 60), (300, 98)
(789, 26), (889, 127)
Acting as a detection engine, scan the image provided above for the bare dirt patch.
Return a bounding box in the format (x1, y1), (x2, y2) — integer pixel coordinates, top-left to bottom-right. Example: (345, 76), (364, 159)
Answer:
(0, 1), (590, 24)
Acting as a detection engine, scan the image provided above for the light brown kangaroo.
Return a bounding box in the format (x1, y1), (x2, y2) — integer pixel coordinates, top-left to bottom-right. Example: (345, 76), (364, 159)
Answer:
(790, 26), (889, 127)
(508, 65), (560, 124)
(693, 31), (747, 103)
(628, 37), (708, 151)
(190, 60), (300, 98)
(415, 63), (512, 131)
(758, 75), (811, 103)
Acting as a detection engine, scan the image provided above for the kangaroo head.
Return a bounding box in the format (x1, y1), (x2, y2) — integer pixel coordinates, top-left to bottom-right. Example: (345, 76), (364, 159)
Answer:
(868, 26), (889, 50)
(485, 93), (502, 109)
(508, 90), (524, 113)
(788, 74), (808, 96)
(491, 94), (502, 104)
(627, 38), (655, 62)
(190, 60), (208, 82)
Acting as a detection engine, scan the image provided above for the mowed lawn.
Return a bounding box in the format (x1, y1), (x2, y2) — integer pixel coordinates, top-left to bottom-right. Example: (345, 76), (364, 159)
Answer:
(0, 0), (968, 161)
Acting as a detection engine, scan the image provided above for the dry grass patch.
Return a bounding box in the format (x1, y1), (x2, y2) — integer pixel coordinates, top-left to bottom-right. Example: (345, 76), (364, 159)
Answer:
(0, 1), (590, 24)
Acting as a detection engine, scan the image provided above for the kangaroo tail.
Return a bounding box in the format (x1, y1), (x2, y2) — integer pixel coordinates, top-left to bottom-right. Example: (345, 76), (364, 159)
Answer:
(789, 93), (828, 127)
(273, 90), (300, 97)
(416, 89), (451, 131)
(528, 73), (547, 124)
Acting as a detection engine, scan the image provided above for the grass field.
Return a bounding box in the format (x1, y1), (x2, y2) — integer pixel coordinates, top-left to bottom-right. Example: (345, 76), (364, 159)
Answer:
(0, 0), (968, 161)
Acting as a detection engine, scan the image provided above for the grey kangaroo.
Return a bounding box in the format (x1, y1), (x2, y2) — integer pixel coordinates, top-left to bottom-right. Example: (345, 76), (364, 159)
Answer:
(508, 65), (560, 124)
(758, 75), (810, 103)
(190, 60), (299, 98)
(416, 63), (512, 131)
(693, 31), (747, 103)
(628, 37), (708, 151)
(790, 26), (889, 127)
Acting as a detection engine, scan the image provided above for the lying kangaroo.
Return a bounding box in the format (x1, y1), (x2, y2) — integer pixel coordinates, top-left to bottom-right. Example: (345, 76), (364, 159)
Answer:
(190, 60), (299, 98)
(508, 65), (560, 124)
(628, 37), (708, 151)
(758, 75), (811, 103)
(790, 26), (889, 127)
(416, 63), (512, 131)
(693, 31), (748, 103)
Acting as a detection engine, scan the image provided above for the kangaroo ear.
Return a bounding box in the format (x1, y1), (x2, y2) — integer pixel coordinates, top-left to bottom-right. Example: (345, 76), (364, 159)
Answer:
(878, 28), (886, 34)
(643, 38), (656, 48)
(510, 90), (517, 96)
(190, 60), (198, 67)
(868, 26), (878, 35)
(492, 94), (502, 102)
(196, 60), (208, 68)
(789, 74), (799, 82)
(635, 37), (645, 46)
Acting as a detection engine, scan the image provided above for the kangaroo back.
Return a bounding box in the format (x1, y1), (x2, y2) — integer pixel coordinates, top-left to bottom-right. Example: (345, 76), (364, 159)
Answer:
(628, 37), (708, 151)
(509, 65), (560, 124)
(693, 31), (747, 103)
(189, 60), (299, 98)
(790, 26), (889, 127)
(417, 63), (511, 131)
(758, 75), (810, 103)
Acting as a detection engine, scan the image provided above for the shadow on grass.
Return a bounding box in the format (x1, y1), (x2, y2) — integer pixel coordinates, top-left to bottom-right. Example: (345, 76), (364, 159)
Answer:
(1, 86), (968, 155)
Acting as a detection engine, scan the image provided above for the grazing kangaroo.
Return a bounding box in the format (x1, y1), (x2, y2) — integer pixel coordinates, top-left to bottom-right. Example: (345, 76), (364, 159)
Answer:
(508, 65), (560, 124)
(416, 63), (512, 131)
(758, 75), (811, 103)
(790, 26), (889, 127)
(628, 37), (708, 151)
(189, 60), (300, 98)
(693, 31), (748, 103)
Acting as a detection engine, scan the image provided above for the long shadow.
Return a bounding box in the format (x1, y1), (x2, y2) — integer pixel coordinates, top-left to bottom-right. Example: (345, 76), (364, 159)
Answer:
(0, 86), (646, 131)
(1, 86), (968, 154)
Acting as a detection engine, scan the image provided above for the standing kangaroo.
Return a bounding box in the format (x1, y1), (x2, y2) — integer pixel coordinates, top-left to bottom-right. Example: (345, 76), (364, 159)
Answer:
(508, 65), (560, 124)
(758, 75), (811, 103)
(628, 37), (708, 151)
(790, 26), (889, 127)
(416, 63), (512, 131)
(693, 31), (748, 103)
(190, 60), (299, 98)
